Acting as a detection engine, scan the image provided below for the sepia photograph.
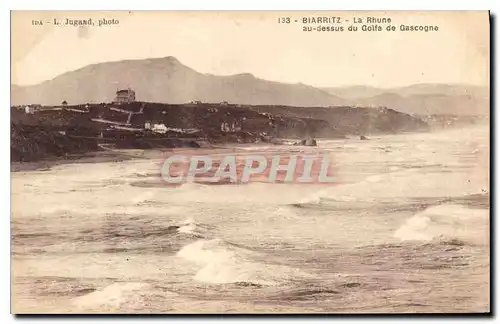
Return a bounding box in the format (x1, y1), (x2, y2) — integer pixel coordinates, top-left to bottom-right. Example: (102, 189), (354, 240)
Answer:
(10, 10), (490, 314)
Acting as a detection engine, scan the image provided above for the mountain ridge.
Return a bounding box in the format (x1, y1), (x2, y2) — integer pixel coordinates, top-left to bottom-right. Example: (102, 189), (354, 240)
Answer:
(320, 83), (489, 116)
(12, 56), (488, 115)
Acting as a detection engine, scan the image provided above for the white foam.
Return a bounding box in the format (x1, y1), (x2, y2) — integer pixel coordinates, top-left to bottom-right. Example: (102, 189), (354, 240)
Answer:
(178, 218), (198, 234)
(394, 204), (489, 245)
(177, 239), (237, 265)
(176, 239), (313, 285)
(181, 218), (195, 225)
(72, 282), (149, 309)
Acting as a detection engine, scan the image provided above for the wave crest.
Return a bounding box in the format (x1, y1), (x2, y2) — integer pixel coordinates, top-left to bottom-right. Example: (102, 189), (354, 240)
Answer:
(177, 239), (314, 286)
(394, 204), (489, 245)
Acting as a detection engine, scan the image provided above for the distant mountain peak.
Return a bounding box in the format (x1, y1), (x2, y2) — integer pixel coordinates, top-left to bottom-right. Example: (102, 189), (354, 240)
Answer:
(232, 73), (256, 79)
(162, 56), (181, 63)
(10, 57), (346, 107)
(143, 56), (183, 66)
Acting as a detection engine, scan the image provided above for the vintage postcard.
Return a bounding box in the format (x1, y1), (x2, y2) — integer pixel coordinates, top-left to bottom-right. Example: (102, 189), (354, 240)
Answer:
(11, 11), (490, 314)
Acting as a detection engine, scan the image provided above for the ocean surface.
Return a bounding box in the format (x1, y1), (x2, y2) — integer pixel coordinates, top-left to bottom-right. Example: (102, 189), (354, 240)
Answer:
(11, 125), (490, 314)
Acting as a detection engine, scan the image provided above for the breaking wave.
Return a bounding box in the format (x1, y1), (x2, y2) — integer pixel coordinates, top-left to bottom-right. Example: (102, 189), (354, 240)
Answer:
(176, 239), (314, 286)
(176, 218), (211, 237)
(72, 282), (150, 310)
(394, 204), (489, 245)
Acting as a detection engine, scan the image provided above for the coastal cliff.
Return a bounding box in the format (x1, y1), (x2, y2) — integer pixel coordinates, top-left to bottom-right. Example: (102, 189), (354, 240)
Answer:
(11, 101), (429, 162)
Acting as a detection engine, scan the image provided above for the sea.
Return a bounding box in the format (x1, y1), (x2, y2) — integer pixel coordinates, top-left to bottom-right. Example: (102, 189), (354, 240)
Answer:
(11, 125), (490, 314)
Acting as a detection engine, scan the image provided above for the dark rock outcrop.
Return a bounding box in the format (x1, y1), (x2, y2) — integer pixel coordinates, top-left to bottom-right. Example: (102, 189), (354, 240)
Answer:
(293, 139), (317, 146)
(11, 123), (99, 162)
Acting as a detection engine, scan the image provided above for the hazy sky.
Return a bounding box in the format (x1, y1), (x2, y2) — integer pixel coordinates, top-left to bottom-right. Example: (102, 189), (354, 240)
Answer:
(11, 11), (489, 88)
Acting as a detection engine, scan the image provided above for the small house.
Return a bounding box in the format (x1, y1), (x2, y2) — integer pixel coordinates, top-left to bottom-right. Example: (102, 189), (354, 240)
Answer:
(152, 124), (168, 134)
(115, 88), (136, 103)
(24, 106), (35, 114)
(220, 120), (242, 133)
